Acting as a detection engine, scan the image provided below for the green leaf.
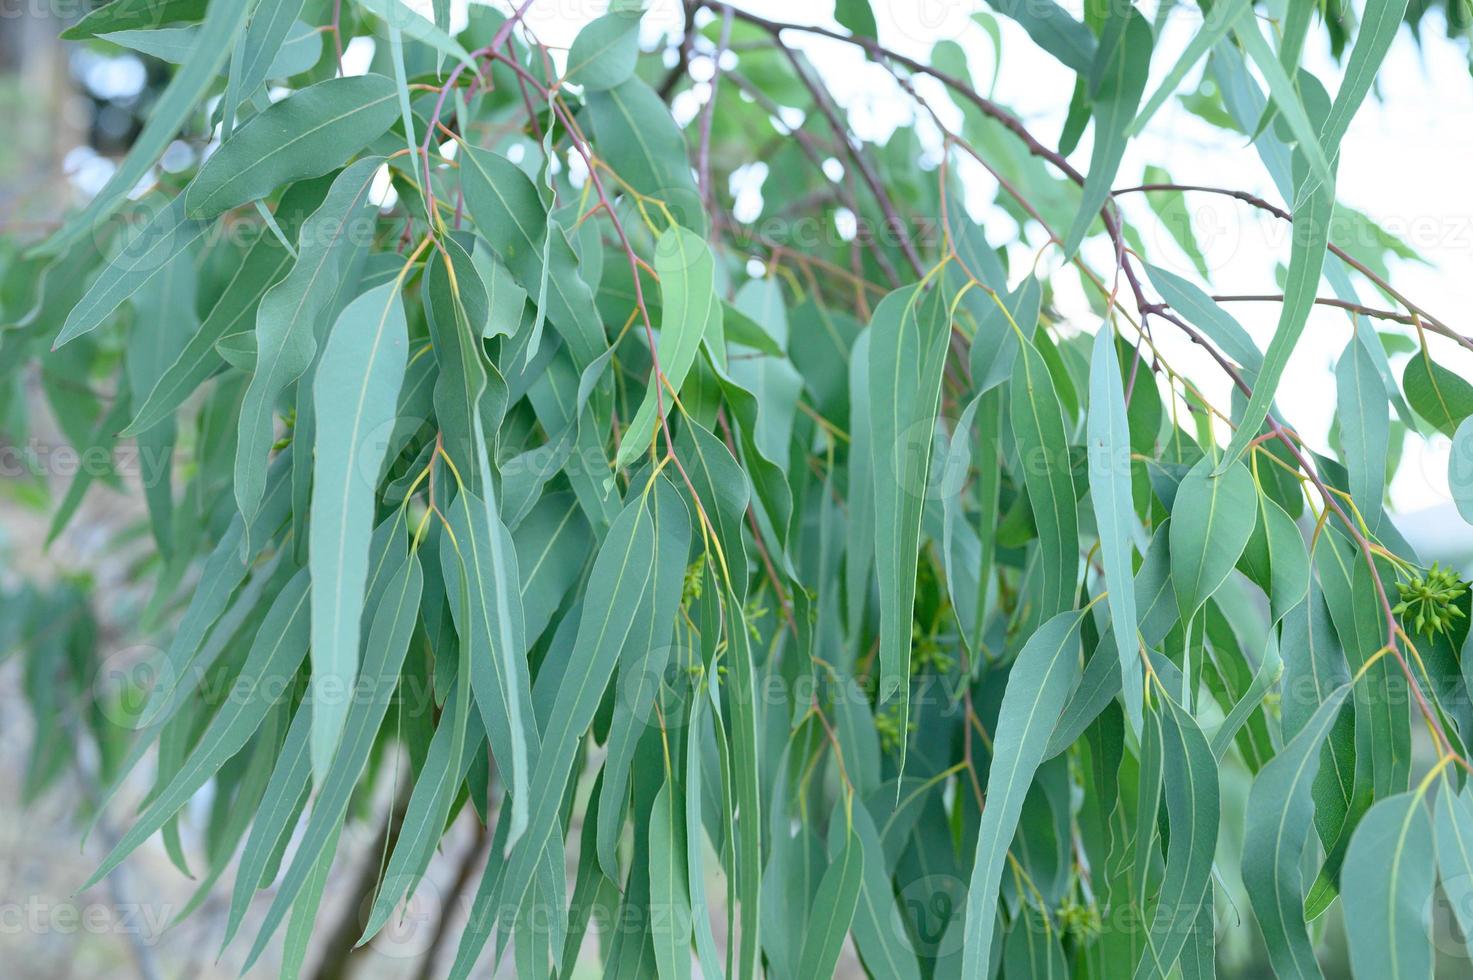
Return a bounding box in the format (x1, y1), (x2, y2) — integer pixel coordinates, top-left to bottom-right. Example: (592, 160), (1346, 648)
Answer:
(1146, 263), (1263, 376)
(55, 196), (212, 349)
(1434, 778), (1473, 962)
(1242, 684), (1352, 980)
(186, 75), (398, 218)
(982, 0), (1095, 74)
(458, 145), (607, 369)
(1134, 689), (1219, 979)
(869, 282), (952, 721)
(1451, 418), (1473, 524)
(441, 487), (535, 847)
(84, 568), (311, 890)
(235, 158), (380, 529)
(1336, 334), (1390, 524)
(62, 0), (208, 40)
(40, 0), (251, 256)
(1169, 456), (1257, 622)
(1088, 326), (1142, 733)
(1319, 0), (1414, 157)
(583, 78), (706, 235)
(1062, 8), (1152, 257)
(1216, 89), (1338, 470)
(1010, 334), (1080, 622)
(1403, 346), (1473, 437)
(124, 177), (331, 435)
(1341, 788), (1438, 980)
(1132, 0), (1250, 133)
(566, 10), (643, 90)
(616, 225), (720, 468)
(242, 537), (424, 972)
(834, 0), (878, 40)
(306, 280), (411, 782)
(796, 817), (864, 978)
(449, 478), (675, 978)
(236, 0), (312, 94)
(353, 0), (481, 78)
(960, 608), (1086, 976)
(650, 777), (693, 980)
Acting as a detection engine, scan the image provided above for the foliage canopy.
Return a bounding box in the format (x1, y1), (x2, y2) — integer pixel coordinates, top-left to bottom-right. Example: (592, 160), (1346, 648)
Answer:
(4, 0), (1473, 977)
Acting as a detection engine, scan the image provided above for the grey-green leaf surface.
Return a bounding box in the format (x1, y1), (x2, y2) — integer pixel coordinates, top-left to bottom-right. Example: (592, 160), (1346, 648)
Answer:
(186, 75), (398, 218)
(617, 225), (719, 467)
(1088, 326), (1142, 733)
(1010, 334), (1080, 622)
(1169, 456), (1257, 622)
(1241, 683), (1350, 980)
(869, 284), (951, 711)
(39, 0), (250, 256)
(1341, 788), (1437, 980)
(306, 281), (411, 782)
(235, 158), (380, 530)
(1062, 8), (1152, 257)
(961, 608), (1086, 976)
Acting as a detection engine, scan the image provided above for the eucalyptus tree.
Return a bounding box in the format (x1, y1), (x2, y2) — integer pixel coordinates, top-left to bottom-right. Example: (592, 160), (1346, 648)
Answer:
(3, 0), (1472, 978)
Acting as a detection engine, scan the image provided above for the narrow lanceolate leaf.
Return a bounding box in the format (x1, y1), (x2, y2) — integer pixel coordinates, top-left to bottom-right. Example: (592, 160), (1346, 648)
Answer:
(1169, 456), (1257, 622)
(1434, 779), (1473, 961)
(306, 281), (411, 782)
(1336, 335), (1389, 526)
(441, 488), (534, 846)
(125, 176), (332, 436)
(1062, 8), (1152, 257)
(1132, 0), (1250, 133)
(84, 568), (312, 890)
(1010, 335), (1080, 622)
(649, 778), (693, 980)
(1218, 139), (1337, 470)
(1144, 263), (1263, 378)
(222, 700), (313, 953)
(235, 158), (380, 528)
(1341, 789), (1438, 980)
(358, 678), (477, 945)
(424, 234), (492, 490)
(1318, 0), (1414, 158)
(235, 0), (309, 96)
(458, 144), (606, 369)
(617, 225), (720, 467)
(242, 543), (423, 972)
(40, 0), (250, 256)
(795, 820), (864, 979)
(961, 609), (1086, 977)
(1088, 326), (1142, 733)
(1244, 694), (1356, 978)
(1134, 691), (1219, 980)
(352, 0), (480, 77)
(982, 0), (1095, 74)
(55, 196), (212, 348)
(186, 75), (398, 218)
(869, 283), (951, 712)
(448, 482), (665, 980)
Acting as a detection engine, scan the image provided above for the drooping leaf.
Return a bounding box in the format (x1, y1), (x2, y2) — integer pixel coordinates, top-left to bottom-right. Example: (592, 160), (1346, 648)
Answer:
(1341, 788), (1438, 980)
(1088, 326), (1142, 732)
(961, 609), (1086, 976)
(306, 280), (411, 781)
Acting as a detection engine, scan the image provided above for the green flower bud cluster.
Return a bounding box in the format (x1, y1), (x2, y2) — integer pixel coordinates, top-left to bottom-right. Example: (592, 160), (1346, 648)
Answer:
(1392, 562), (1467, 639)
